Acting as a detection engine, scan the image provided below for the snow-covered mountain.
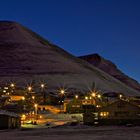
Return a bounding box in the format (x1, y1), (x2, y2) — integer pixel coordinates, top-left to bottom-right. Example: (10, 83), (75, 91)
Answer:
(79, 54), (140, 92)
(0, 21), (139, 96)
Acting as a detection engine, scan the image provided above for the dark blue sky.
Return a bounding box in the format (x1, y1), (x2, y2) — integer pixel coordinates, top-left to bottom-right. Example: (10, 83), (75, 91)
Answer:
(0, 0), (140, 82)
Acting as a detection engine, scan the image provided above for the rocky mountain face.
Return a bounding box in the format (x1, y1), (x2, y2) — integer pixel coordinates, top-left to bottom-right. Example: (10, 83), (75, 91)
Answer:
(0, 21), (139, 96)
(79, 54), (140, 92)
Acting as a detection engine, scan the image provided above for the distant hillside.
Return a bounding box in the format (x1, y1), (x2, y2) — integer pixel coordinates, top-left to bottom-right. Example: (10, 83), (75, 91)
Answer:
(0, 21), (139, 96)
(79, 53), (140, 92)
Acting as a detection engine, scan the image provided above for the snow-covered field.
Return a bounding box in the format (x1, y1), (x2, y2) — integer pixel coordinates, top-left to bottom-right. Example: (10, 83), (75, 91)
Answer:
(22, 113), (83, 129)
(0, 126), (140, 140)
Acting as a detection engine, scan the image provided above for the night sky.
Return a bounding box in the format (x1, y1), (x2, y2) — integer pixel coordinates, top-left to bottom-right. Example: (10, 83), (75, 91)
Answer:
(0, 0), (140, 82)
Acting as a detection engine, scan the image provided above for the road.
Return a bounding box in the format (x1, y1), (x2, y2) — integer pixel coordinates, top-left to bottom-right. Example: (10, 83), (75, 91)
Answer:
(0, 126), (140, 140)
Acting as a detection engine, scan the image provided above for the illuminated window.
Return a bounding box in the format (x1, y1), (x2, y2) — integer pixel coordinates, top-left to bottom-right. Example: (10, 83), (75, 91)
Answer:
(72, 105), (80, 108)
(100, 112), (109, 117)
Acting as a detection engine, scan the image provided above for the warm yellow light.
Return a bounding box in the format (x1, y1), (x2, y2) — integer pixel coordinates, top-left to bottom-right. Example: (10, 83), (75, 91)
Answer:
(28, 86), (32, 92)
(41, 84), (45, 88)
(21, 114), (26, 120)
(32, 96), (35, 100)
(39, 115), (42, 119)
(89, 96), (92, 100)
(97, 94), (101, 98)
(22, 114), (26, 118)
(85, 96), (88, 100)
(3, 90), (6, 93)
(75, 95), (78, 99)
(100, 112), (103, 116)
(22, 96), (25, 100)
(100, 112), (109, 117)
(10, 83), (15, 88)
(119, 94), (123, 98)
(60, 89), (65, 94)
(34, 104), (38, 108)
(92, 92), (96, 97)
(4, 87), (8, 90)
(96, 105), (100, 108)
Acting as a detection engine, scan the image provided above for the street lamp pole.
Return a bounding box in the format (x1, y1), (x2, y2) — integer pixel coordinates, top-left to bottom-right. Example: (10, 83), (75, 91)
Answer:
(10, 83), (15, 95)
(60, 89), (65, 113)
(41, 84), (45, 104)
(34, 103), (38, 120)
(28, 86), (32, 93)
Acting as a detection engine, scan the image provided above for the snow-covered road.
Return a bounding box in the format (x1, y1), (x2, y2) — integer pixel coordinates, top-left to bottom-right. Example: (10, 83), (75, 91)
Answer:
(0, 126), (140, 140)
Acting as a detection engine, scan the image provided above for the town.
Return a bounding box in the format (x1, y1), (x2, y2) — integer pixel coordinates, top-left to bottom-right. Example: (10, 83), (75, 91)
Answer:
(0, 82), (140, 129)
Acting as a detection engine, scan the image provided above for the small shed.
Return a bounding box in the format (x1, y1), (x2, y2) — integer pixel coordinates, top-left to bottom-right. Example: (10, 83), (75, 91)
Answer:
(0, 110), (21, 129)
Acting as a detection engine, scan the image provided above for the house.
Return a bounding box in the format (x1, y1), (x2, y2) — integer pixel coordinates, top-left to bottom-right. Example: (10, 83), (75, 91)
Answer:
(82, 104), (98, 125)
(81, 98), (95, 105)
(98, 99), (140, 125)
(65, 99), (83, 113)
(129, 96), (140, 107)
(0, 110), (21, 129)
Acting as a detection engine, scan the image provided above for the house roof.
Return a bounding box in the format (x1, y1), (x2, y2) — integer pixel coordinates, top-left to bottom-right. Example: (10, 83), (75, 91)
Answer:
(99, 99), (140, 111)
(0, 110), (20, 117)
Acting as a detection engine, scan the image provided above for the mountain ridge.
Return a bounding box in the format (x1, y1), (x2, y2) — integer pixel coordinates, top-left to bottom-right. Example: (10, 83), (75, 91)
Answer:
(0, 21), (139, 96)
(79, 53), (140, 92)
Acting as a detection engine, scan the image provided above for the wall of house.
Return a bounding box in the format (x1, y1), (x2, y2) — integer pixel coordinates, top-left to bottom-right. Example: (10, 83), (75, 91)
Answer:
(99, 101), (140, 120)
(66, 100), (83, 113)
(0, 115), (9, 129)
(0, 115), (20, 129)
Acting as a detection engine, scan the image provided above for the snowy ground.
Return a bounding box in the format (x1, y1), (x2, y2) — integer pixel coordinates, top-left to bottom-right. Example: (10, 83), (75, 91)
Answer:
(22, 113), (83, 129)
(0, 125), (140, 140)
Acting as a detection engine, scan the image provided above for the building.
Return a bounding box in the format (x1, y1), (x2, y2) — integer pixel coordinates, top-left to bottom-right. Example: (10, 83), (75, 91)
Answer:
(82, 99), (140, 125)
(0, 110), (21, 129)
(83, 104), (98, 125)
(129, 96), (140, 107)
(98, 99), (140, 125)
(65, 99), (83, 113)
(64, 96), (97, 113)
(81, 98), (95, 105)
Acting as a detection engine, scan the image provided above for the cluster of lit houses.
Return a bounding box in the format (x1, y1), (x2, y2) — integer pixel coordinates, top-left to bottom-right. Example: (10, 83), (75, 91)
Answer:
(0, 82), (140, 129)
(64, 92), (140, 125)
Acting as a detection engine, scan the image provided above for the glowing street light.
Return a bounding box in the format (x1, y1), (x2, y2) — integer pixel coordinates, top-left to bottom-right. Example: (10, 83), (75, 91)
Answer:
(21, 114), (26, 124)
(97, 94), (101, 99)
(75, 95), (78, 99)
(21, 114), (26, 120)
(22, 114), (26, 119)
(92, 92), (96, 97)
(34, 104), (38, 117)
(3, 90), (6, 93)
(60, 89), (65, 95)
(22, 96), (25, 101)
(32, 96), (35, 100)
(10, 83), (15, 88)
(41, 84), (45, 89)
(85, 96), (88, 100)
(34, 103), (38, 108)
(89, 96), (92, 100)
(27, 86), (32, 92)
(119, 94), (123, 99)
(39, 115), (42, 119)
(40, 84), (46, 104)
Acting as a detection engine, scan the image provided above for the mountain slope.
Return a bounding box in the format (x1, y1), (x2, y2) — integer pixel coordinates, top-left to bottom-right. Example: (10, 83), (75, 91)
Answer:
(0, 21), (140, 96)
(79, 53), (140, 92)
